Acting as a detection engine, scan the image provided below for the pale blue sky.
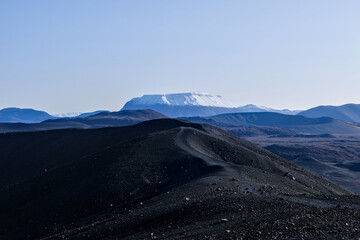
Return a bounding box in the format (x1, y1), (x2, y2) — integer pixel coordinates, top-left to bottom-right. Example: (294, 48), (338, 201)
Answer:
(1, 1), (359, 113)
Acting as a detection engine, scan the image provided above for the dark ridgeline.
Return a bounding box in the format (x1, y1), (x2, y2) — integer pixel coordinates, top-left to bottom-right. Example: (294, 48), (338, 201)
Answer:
(0, 118), (359, 239)
(0, 109), (166, 133)
(184, 112), (360, 135)
(2, 110), (360, 135)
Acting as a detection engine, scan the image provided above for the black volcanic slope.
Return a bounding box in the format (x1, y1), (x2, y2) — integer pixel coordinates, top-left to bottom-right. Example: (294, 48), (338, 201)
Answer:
(0, 119), (359, 239)
(0, 109), (166, 133)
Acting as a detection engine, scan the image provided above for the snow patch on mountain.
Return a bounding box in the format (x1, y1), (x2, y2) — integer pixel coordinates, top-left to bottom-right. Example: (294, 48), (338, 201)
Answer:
(52, 112), (82, 118)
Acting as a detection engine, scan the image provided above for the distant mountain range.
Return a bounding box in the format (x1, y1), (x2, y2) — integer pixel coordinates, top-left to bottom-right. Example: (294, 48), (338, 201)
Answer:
(0, 110), (166, 133)
(298, 103), (360, 123)
(1, 93), (360, 123)
(185, 112), (360, 135)
(0, 108), (108, 123)
(1, 109), (359, 136)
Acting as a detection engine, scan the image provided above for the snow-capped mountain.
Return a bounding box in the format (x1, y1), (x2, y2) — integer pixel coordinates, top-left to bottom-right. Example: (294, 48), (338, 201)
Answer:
(127, 92), (235, 107)
(121, 93), (300, 118)
(52, 112), (82, 118)
(51, 110), (110, 119)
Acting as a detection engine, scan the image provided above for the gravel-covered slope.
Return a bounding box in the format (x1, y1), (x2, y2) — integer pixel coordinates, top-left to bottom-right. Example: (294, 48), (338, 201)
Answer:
(0, 119), (358, 239)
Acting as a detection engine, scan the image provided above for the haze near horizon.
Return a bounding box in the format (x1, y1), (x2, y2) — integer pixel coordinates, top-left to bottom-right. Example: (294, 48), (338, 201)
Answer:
(1, 1), (359, 114)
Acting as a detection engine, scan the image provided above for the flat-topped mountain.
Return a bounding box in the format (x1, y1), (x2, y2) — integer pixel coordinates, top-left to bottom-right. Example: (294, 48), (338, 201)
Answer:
(1, 119), (358, 239)
(122, 93), (299, 117)
(124, 92), (235, 107)
(0, 107), (55, 123)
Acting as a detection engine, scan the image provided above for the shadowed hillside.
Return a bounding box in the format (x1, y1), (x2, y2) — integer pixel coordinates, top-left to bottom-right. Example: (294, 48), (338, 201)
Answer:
(1, 119), (359, 239)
